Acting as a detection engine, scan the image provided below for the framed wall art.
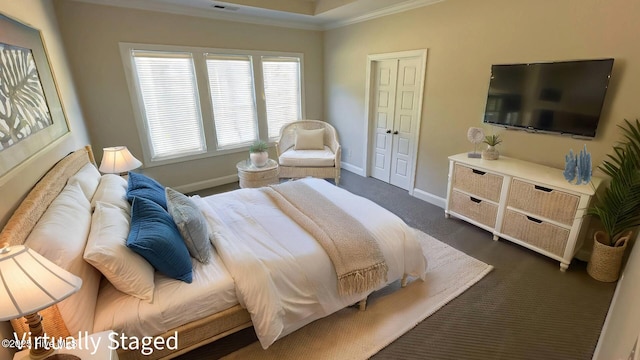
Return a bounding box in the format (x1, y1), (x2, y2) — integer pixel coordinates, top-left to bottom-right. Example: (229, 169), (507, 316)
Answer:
(0, 13), (69, 177)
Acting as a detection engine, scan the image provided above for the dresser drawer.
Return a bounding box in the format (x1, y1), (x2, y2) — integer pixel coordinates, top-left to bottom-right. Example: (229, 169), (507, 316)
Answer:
(452, 164), (503, 202)
(502, 209), (570, 257)
(450, 190), (498, 228)
(507, 179), (579, 225)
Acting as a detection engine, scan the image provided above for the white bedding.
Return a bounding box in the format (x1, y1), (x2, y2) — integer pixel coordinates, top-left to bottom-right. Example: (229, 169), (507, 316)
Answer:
(92, 244), (237, 337)
(194, 178), (427, 349)
(92, 178), (426, 348)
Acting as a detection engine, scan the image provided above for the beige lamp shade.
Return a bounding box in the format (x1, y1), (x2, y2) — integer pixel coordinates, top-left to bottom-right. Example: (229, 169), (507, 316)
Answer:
(0, 244), (82, 321)
(99, 146), (143, 174)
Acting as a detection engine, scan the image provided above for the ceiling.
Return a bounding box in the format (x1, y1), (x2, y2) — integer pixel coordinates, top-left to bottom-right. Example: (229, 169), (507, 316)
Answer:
(71, 0), (444, 30)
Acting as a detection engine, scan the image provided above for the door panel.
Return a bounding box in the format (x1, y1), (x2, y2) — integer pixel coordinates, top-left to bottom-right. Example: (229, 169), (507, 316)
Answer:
(389, 57), (422, 189)
(370, 59), (398, 183)
(397, 136), (410, 155)
(395, 158), (408, 176)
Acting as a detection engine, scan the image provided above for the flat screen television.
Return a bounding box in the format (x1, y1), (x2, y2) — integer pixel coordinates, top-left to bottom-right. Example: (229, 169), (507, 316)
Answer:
(483, 58), (614, 138)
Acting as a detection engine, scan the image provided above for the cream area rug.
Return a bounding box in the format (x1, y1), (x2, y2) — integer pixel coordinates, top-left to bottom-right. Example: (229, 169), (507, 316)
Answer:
(221, 230), (493, 360)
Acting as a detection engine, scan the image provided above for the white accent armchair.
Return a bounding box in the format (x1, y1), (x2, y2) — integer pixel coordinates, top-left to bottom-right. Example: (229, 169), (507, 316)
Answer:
(276, 120), (341, 185)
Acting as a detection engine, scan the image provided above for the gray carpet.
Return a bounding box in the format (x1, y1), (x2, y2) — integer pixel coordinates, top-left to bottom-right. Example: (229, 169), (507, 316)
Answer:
(180, 171), (616, 360)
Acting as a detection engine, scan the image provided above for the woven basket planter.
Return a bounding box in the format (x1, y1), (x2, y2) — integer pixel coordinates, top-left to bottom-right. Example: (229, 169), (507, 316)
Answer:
(587, 231), (630, 282)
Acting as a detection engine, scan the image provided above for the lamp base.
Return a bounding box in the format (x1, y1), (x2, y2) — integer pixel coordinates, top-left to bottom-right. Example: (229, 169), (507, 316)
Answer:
(27, 347), (54, 360)
(24, 313), (54, 360)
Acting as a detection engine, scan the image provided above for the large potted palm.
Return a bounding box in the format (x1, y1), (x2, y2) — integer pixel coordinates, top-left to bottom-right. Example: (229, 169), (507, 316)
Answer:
(586, 119), (640, 282)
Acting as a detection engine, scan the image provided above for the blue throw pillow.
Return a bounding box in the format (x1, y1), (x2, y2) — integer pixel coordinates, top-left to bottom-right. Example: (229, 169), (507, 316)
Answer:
(127, 172), (167, 209)
(127, 196), (193, 283)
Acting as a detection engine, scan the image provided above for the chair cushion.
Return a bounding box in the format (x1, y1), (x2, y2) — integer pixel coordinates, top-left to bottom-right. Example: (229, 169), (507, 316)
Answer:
(279, 146), (336, 167)
(294, 128), (325, 150)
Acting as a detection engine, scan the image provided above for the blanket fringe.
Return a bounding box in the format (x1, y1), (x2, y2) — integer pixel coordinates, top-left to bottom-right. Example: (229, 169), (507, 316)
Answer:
(338, 262), (389, 296)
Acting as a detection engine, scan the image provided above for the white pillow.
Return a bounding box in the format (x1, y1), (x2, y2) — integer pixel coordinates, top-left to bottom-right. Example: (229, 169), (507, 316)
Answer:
(294, 128), (325, 150)
(91, 174), (130, 214)
(67, 163), (102, 201)
(24, 182), (101, 334)
(84, 202), (155, 302)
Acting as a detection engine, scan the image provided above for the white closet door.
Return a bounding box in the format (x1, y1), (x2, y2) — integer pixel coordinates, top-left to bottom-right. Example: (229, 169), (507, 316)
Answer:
(370, 59), (398, 183)
(370, 56), (423, 190)
(389, 57), (422, 189)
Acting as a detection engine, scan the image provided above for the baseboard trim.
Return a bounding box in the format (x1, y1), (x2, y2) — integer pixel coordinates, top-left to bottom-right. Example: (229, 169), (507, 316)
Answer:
(341, 162), (365, 176)
(171, 170), (447, 212)
(412, 188), (447, 209)
(173, 174), (239, 194)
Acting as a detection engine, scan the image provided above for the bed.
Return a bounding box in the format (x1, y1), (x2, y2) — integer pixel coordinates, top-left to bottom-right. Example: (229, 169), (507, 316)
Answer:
(0, 146), (427, 359)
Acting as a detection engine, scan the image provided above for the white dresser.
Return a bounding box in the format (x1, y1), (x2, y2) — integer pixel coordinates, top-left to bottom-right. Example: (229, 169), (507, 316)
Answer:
(445, 153), (602, 271)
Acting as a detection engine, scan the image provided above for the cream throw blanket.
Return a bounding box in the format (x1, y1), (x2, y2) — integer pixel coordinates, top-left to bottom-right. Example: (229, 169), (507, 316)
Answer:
(262, 181), (388, 296)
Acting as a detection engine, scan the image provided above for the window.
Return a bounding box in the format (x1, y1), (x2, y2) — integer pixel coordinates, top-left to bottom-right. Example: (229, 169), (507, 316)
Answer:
(121, 43), (304, 165)
(262, 56), (302, 140)
(131, 50), (206, 160)
(206, 55), (258, 148)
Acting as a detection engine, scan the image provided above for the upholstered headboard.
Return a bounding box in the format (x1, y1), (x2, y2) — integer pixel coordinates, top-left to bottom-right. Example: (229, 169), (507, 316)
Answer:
(0, 145), (95, 338)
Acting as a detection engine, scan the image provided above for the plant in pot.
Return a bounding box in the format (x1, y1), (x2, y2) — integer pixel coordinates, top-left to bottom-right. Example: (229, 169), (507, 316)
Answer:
(585, 119), (640, 282)
(249, 140), (269, 168)
(481, 134), (502, 160)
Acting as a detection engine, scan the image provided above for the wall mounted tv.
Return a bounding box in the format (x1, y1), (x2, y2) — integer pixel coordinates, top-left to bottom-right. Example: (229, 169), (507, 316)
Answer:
(483, 58), (614, 138)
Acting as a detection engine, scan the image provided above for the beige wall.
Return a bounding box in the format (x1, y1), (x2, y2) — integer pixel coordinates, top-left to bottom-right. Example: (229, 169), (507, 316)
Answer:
(324, 0), (640, 198)
(52, 0), (324, 189)
(0, 1), (91, 225)
(0, 0), (92, 356)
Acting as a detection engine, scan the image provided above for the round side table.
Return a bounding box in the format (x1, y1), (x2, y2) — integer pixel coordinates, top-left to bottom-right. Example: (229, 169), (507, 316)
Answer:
(236, 159), (279, 188)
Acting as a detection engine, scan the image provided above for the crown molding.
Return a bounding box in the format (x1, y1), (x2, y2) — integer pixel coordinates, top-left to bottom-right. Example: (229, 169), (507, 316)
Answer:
(70, 0), (324, 30)
(321, 0), (444, 30)
(69, 0), (444, 31)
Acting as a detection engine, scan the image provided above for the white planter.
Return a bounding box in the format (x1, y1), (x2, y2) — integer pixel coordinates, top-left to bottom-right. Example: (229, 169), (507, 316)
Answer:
(250, 152), (269, 167)
(482, 145), (499, 160)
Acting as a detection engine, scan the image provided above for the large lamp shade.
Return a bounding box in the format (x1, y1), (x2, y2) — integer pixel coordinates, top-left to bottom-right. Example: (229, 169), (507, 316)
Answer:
(0, 244), (82, 358)
(0, 245), (81, 320)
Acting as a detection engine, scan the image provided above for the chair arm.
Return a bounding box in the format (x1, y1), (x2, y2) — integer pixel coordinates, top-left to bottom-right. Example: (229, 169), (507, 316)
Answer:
(277, 136), (295, 157)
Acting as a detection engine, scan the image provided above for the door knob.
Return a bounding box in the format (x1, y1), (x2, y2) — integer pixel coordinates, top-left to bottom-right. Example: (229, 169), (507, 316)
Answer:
(386, 129), (391, 134)
(393, 130), (399, 135)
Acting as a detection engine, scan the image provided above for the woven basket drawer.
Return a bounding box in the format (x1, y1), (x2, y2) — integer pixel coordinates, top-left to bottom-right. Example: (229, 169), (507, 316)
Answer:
(507, 179), (579, 225)
(452, 164), (503, 202)
(502, 209), (570, 257)
(450, 190), (498, 228)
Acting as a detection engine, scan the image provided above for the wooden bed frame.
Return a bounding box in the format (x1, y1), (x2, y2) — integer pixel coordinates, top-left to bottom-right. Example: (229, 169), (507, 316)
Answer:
(0, 146), (252, 360)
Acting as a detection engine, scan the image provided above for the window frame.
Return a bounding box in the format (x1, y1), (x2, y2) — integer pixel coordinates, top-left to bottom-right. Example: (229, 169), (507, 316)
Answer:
(119, 42), (305, 167)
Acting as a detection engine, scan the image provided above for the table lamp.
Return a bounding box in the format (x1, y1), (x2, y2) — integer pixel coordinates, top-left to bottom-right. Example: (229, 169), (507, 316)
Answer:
(0, 243), (82, 359)
(99, 146), (143, 176)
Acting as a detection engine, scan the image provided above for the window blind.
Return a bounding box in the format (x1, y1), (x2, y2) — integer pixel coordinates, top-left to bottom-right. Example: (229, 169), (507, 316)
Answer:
(206, 55), (258, 148)
(132, 51), (205, 160)
(262, 57), (301, 139)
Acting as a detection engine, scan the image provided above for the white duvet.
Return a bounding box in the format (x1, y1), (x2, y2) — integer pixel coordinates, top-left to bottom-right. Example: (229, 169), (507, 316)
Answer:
(194, 178), (427, 349)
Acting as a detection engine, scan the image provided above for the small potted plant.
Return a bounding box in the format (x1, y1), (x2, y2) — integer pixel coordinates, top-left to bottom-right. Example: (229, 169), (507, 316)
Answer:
(481, 134), (502, 160)
(249, 140), (269, 167)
